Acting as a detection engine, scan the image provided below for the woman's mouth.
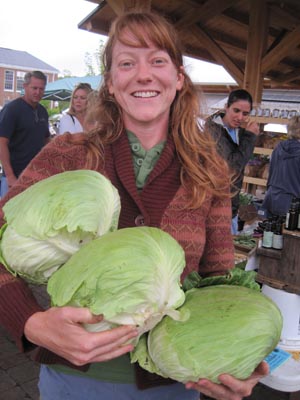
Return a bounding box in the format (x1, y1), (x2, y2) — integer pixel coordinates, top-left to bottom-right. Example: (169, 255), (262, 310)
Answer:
(132, 91), (159, 98)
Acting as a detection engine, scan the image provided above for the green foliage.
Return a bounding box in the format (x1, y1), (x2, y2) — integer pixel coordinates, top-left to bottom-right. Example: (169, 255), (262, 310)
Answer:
(41, 100), (69, 116)
(84, 39), (106, 76)
(239, 191), (253, 205)
(182, 267), (260, 292)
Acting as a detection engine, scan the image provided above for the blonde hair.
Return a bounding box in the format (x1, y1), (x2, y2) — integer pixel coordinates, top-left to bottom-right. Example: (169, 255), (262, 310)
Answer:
(68, 83), (93, 116)
(287, 116), (300, 139)
(83, 90), (99, 130)
(75, 12), (230, 208)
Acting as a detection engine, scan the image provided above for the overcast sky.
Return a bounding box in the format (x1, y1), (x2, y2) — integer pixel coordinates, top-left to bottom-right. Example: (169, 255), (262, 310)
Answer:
(0, 0), (235, 83)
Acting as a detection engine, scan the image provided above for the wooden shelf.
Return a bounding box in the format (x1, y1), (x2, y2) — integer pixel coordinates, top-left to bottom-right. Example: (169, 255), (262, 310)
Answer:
(249, 116), (289, 124)
(253, 147), (273, 155)
(243, 176), (267, 186)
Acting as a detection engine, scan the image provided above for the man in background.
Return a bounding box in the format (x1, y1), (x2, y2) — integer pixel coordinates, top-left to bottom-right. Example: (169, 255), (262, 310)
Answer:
(0, 70), (50, 197)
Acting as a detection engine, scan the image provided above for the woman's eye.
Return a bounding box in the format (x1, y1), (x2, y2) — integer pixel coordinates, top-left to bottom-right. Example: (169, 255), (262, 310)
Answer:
(153, 58), (165, 65)
(120, 61), (134, 68)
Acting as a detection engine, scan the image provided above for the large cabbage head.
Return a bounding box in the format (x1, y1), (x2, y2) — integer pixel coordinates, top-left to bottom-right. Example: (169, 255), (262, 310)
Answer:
(0, 170), (120, 284)
(131, 285), (283, 383)
(47, 226), (186, 339)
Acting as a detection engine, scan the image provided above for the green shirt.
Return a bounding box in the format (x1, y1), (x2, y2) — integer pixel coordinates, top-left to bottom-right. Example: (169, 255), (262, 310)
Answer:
(49, 130), (166, 383)
(127, 130), (166, 190)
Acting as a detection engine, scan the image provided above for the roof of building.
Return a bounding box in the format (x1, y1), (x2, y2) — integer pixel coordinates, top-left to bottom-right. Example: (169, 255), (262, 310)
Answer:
(0, 47), (59, 73)
(79, 0), (300, 95)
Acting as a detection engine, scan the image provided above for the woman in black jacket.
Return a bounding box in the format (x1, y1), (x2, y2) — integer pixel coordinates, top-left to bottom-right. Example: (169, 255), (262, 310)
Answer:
(206, 89), (260, 233)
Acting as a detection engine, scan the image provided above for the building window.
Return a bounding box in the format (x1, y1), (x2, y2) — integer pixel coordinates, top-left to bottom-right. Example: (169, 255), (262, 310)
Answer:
(4, 70), (14, 91)
(16, 71), (25, 92)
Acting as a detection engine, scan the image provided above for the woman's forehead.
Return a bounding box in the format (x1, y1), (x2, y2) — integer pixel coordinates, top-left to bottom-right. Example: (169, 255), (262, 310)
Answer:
(116, 27), (157, 49)
(230, 99), (251, 110)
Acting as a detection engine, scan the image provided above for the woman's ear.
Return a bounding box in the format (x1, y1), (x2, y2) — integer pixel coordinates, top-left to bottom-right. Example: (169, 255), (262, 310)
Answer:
(176, 66), (185, 91)
(107, 78), (114, 95)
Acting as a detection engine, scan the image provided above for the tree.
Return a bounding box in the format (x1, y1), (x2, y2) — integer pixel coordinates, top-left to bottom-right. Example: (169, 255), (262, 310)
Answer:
(84, 39), (106, 76)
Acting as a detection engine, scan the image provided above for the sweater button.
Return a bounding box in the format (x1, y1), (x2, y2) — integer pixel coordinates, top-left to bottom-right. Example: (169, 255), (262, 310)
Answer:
(135, 215), (145, 226)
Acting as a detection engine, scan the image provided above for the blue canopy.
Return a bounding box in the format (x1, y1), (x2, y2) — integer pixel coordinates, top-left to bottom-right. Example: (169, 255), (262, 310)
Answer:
(43, 76), (102, 101)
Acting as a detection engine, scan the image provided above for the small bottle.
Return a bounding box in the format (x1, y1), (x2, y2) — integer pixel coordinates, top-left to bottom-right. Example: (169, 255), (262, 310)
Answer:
(285, 198), (298, 231)
(297, 198), (300, 231)
(262, 220), (273, 248)
(272, 222), (283, 250)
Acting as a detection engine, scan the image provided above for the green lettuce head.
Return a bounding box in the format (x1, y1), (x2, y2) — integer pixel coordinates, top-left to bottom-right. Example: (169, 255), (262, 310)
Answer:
(131, 285), (283, 383)
(47, 226), (186, 339)
(0, 170), (121, 284)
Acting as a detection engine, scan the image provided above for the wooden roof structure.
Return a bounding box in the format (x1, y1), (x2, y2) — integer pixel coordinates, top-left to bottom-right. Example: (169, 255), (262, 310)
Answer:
(79, 0), (300, 105)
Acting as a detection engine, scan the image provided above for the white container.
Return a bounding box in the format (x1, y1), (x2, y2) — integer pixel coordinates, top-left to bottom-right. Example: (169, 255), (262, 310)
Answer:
(262, 284), (300, 346)
(245, 253), (259, 271)
(260, 355), (300, 392)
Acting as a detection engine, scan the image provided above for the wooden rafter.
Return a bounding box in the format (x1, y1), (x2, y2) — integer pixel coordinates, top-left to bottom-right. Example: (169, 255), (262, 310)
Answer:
(261, 24), (300, 73)
(105, 0), (151, 15)
(275, 69), (300, 84)
(189, 25), (244, 86)
(78, 0), (300, 91)
(174, 0), (237, 30)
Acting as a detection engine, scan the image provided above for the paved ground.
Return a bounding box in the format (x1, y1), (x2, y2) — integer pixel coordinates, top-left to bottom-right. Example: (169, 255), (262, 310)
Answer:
(0, 324), (40, 400)
(0, 284), (49, 400)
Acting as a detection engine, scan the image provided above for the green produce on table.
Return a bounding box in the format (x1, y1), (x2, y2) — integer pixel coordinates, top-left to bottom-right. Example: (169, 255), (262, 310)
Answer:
(47, 226), (186, 341)
(131, 285), (282, 383)
(0, 170), (121, 284)
(182, 267), (260, 292)
(233, 234), (257, 249)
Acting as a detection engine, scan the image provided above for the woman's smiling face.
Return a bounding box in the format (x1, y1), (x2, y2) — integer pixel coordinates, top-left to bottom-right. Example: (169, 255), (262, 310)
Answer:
(107, 31), (184, 131)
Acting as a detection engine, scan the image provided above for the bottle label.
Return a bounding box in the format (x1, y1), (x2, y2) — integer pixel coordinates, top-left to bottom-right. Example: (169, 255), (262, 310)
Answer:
(272, 234), (283, 250)
(285, 213), (290, 229)
(262, 231), (273, 248)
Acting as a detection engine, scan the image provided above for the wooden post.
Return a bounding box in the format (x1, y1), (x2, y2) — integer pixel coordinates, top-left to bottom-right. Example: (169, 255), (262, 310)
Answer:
(243, 0), (268, 105)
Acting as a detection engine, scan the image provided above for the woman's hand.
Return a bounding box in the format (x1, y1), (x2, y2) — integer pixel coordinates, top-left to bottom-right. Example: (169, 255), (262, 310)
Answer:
(245, 120), (260, 136)
(185, 361), (269, 400)
(24, 306), (138, 366)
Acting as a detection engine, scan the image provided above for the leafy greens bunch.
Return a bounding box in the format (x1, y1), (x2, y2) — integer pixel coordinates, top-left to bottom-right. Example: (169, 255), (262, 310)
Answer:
(47, 226), (186, 341)
(131, 284), (283, 383)
(0, 170), (121, 284)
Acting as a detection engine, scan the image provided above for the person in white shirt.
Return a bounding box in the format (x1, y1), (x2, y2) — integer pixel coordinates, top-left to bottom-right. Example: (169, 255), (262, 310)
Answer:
(59, 83), (93, 134)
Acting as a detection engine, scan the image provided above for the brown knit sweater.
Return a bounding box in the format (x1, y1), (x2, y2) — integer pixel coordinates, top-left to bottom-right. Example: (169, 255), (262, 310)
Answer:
(0, 132), (234, 388)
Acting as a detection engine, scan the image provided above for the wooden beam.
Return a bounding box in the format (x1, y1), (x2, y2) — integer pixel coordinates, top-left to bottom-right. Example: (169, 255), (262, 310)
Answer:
(261, 24), (300, 73)
(243, 0), (268, 104)
(105, 0), (126, 15)
(105, 0), (151, 15)
(175, 0), (237, 30)
(275, 69), (300, 84)
(189, 25), (244, 86)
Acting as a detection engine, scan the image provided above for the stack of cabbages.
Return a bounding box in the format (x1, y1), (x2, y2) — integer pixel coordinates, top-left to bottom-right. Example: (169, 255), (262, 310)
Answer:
(0, 170), (283, 384)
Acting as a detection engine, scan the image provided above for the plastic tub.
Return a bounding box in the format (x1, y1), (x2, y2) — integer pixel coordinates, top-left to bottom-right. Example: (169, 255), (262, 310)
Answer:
(262, 284), (300, 345)
(260, 354), (300, 392)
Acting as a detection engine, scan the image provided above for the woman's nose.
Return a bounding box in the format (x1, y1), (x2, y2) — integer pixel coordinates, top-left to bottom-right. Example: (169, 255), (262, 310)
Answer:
(136, 62), (152, 81)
